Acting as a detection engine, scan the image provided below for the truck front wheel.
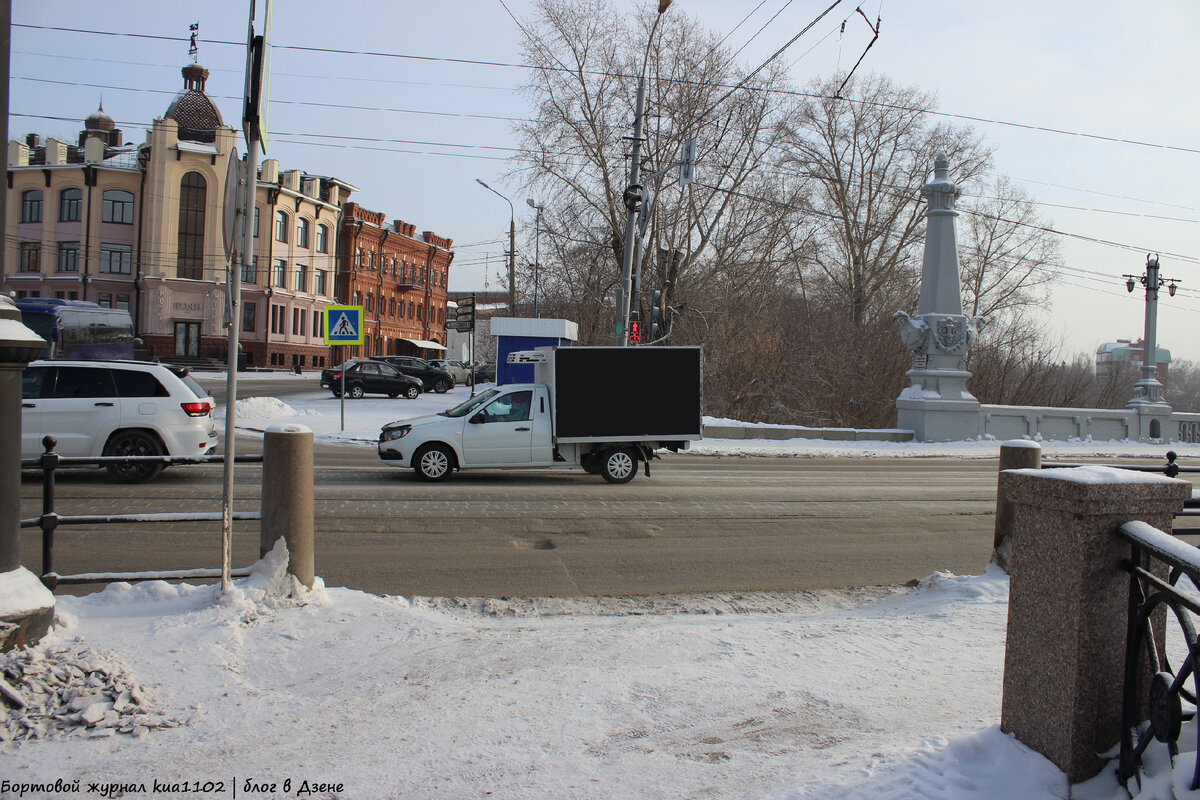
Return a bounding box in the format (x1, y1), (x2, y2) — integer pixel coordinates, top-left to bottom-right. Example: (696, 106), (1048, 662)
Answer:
(599, 447), (637, 484)
(414, 443), (455, 482)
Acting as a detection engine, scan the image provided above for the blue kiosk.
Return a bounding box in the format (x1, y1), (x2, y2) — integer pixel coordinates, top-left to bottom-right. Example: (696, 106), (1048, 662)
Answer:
(491, 317), (578, 384)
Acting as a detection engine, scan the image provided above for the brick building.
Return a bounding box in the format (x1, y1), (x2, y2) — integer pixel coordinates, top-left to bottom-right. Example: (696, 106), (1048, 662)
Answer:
(338, 203), (455, 360)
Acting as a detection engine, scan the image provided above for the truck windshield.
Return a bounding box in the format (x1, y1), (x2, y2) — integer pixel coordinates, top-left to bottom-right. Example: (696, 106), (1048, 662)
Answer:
(441, 388), (501, 418)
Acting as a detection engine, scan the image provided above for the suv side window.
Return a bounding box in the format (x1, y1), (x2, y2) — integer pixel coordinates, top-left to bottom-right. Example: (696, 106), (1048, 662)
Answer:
(53, 366), (116, 398)
(22, 366), (51, 399)
(113, 369), (169, 398)
(379, 364), (401, 378)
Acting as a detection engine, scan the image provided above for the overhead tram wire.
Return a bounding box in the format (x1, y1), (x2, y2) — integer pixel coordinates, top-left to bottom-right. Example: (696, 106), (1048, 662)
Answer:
(14, 22), (1200, 157)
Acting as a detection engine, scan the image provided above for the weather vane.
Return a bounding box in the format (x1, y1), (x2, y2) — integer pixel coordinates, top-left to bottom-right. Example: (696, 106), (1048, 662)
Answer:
(188, 22), (199, 62)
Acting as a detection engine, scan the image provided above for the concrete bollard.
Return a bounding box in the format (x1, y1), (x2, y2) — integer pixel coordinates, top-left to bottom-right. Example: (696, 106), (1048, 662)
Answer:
(998, 466), (1190, 782)
(260, 424), (315, 588)
(991, 440), (1042, 572)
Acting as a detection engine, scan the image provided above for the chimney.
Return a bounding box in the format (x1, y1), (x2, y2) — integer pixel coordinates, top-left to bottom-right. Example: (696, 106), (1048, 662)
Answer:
(260, 158), (279, 184)
(9, 140), (29, 166)
(46, 138), (69, 165)
(84, 136), (106, 164)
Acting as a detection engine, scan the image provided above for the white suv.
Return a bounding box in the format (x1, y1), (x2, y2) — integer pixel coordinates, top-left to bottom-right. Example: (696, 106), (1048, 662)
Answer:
(21, 360), (219, 483)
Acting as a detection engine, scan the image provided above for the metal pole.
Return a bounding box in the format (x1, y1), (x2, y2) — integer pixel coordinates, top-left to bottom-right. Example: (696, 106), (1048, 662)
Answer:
(223, 0), (266, 593)
(1142, 255), (1159, 389)
(616, 72), (646, 347)
(508, 216), (517, 317)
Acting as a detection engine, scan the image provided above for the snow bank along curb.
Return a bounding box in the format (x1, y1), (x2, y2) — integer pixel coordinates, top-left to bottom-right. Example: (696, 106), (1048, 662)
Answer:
(701, 422), (915, 442)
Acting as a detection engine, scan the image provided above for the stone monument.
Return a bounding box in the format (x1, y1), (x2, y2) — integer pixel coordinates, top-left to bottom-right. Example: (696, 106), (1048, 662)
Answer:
(893, 154), (983, 441)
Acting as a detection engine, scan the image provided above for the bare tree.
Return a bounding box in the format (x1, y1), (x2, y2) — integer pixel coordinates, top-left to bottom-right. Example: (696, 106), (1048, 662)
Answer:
(513, 0), (789, 333)
(777, 73), (993, 330)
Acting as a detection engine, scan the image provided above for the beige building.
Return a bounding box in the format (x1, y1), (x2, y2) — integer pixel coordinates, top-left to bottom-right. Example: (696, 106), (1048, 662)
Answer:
(4, 61), (356, 369)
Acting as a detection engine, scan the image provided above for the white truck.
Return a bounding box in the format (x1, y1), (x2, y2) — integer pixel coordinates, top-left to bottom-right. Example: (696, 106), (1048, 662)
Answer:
(377, 346), (702, 483)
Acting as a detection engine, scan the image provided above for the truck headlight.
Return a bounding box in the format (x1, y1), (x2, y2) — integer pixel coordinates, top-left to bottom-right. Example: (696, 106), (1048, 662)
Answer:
(380, 425), (412, 443)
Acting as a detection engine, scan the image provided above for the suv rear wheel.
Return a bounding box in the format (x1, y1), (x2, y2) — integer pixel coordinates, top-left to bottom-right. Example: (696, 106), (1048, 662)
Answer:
(434, 378), (451, 394)
(104, 430), (166, 483)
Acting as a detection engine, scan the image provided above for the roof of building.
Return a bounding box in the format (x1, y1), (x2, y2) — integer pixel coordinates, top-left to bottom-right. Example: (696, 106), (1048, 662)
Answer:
(163, 62), (224, 143)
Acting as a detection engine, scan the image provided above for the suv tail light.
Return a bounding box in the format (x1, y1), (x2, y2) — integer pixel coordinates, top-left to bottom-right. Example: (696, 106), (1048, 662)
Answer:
(331, 371), (343, 381)
(181, 401), (213, 417)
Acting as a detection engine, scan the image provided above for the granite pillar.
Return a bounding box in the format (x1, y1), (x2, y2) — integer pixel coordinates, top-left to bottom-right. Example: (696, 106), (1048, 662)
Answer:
(998, 466), (1190, 782)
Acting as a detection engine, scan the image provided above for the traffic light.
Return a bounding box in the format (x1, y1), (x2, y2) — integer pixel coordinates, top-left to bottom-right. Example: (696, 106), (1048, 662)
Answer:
(628, 310), (640, 343)
(451, 294), (475, 332)
(650, 290), (663, 340)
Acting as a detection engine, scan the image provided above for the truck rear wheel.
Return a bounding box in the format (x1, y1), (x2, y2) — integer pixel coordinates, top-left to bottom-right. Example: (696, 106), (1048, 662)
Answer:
(599, 447), (637, 484)
(414, 443), (455, 482)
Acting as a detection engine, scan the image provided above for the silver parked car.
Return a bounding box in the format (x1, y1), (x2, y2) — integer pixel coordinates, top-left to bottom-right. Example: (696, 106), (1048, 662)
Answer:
(429, 359), (471, 384)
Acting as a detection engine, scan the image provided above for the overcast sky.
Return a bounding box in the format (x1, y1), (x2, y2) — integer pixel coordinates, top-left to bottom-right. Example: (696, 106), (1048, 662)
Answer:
(11, 1), (1199, 360)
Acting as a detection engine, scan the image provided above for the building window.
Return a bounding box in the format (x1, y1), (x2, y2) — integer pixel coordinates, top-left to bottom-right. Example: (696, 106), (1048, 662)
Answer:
(99, 243), (133, 274)
(59, 188), (82, 222)
(316, 224), (329, 253)
(98, 293), (113, 308)
(355, 248), (362, 269)
(243, 302), (257, 333)
(417, 304), (424, 322)
(57, 241), (80, 272)
(253, 207), (260, 238)
(178, 171), (206, 280)
(292, 308), (300, 335)
(408, 301), (414, 319)
(20, 190), (43, 223)
(313, 310), (321, 338)
(101, 190), (135, 224)
(19, 242), (41, 272)
(115, 294), (130, 311)
(389, 298), (396, 317)
(297, 217), (309, 249)
(274, 210), (289, 243)
(242, 256), (258, 284)
(365, 293), (373, 313)
(314, 269), (327, 296)
(273, 259), (287, 288)
(295, 263), (307, 293)
(270, 304), (280, 334)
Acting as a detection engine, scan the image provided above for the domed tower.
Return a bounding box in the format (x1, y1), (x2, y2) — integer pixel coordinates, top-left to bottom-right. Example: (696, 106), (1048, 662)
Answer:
(78, 102), (123, 147)
(163, 62), (224, 144)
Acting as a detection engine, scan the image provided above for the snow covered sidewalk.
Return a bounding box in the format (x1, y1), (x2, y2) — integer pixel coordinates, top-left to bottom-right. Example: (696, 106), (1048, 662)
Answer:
(2, 549), (1118, 800)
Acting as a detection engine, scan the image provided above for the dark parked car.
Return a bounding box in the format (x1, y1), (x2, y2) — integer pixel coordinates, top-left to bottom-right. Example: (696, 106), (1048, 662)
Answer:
(471, 362), (496, 383)
(320, 360), (422, 399)
(370, 356), (454, 393)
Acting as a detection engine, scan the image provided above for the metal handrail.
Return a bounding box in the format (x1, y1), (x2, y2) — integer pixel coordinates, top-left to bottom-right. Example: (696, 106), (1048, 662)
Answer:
(1115, 520), (1200, 791)
(24, 436), (264, 589)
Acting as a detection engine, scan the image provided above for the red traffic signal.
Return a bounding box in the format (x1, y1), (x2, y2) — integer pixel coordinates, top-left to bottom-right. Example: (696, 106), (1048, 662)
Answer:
(629, 321), (640, 342)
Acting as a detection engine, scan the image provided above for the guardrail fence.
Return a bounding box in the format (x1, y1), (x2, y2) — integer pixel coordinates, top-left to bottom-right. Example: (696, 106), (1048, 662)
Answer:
(19, 429), (313, 589)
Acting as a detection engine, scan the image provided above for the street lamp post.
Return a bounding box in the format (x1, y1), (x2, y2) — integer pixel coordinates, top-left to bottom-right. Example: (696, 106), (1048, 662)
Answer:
(527, 198), (543, 318)
(1123, 253), (1180, 409)
(475, 179), (517, 317)
(616, 0), (673, 346)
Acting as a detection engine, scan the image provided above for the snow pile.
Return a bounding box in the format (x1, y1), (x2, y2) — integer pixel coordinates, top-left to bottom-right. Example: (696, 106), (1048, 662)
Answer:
(0, 641), (176, 743)
(216, 395), (314, 421)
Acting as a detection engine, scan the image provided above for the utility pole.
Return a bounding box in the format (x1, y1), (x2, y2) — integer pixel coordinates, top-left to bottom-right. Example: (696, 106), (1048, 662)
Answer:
(616, 0), (673, 346)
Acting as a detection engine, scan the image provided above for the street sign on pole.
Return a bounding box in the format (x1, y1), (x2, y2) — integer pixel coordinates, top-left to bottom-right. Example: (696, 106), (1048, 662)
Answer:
(323, 305), (365, 346)
(680, 137), (696, 186)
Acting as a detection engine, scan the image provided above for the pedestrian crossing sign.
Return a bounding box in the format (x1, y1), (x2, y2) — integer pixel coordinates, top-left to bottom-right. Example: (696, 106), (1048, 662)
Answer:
(323, 305), (365, 346)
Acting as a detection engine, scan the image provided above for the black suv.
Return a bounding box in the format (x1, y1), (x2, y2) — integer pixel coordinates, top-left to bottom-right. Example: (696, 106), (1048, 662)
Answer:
(320, 360), (422, 399)
(370, 356), (454, 393)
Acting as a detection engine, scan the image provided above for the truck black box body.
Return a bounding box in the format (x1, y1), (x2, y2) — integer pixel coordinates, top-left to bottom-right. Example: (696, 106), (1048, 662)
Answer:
(539, 346), (703, 442)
